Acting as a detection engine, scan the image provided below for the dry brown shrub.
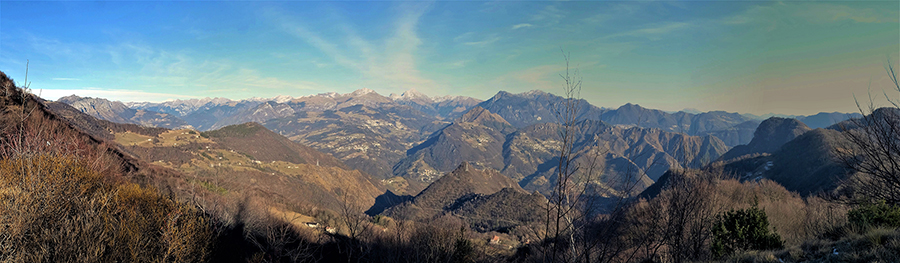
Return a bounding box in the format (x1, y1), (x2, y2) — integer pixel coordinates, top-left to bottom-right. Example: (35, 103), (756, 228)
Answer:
(0, 154), (212, 262)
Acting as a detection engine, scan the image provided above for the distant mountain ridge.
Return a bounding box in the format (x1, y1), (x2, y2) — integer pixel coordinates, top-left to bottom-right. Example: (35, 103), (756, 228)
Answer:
(59, 95), (192, 129)
(719, 117), (812, 161)
(389, 89), (483, 120)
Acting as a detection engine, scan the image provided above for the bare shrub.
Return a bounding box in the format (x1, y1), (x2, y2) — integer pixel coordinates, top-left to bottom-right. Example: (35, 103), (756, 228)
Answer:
(837, 63), (900, 205)
(0, 154), (212, 262)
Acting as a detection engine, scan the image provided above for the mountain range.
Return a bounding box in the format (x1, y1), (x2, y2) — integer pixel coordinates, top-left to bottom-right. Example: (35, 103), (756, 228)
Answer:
(58, 89), (863, 198)
(46, 99), (386, 212)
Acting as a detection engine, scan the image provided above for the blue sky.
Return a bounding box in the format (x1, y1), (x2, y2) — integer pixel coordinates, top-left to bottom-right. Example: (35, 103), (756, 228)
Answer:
(1, 1), (897, 115)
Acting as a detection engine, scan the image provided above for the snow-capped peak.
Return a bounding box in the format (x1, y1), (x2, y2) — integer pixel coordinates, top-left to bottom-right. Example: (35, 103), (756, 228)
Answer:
(351, 88), (376, 96)
(273, 95), (294, 103)
(390, 89), (430, 101)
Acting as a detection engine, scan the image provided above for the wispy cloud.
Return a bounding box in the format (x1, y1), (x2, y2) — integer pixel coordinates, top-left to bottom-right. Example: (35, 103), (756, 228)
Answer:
(463, 35), (500, 46)
(795, 3), (898, 24)
(455, 32), (500, 46)
(582, 3), (643, 25)
(511, 23), (533, 30)
(606, 22), (691, 40)
(531, 5), (565, 25)
(266, 2), (437, 93)
(630, 22), (690, 36)
(721, 2), (898, 28)
(52, 78), (81, 81)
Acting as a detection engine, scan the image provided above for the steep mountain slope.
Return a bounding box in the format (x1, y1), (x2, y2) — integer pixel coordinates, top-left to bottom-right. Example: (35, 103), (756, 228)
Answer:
(58, 95), (191, 129)
(719, 128), (850, 196)
(383, 163), (539, 226)
(507, 121), (728, 193)
(200, 122), (346, 169)
(385, 163), (545, 233)
(475, 90), (606, 128)
(1, 72), (188, 194)
(719, 117), (811, 161)
(449, 187), (545, 232)
(393, 106), (516, 191)
(763, 128), (849, 195)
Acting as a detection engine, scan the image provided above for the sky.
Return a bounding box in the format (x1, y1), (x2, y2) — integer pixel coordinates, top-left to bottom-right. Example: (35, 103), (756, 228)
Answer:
(1, 1), (898, 116)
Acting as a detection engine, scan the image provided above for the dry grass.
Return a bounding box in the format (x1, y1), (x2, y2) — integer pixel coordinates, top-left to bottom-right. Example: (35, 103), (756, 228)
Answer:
(0, 154), (213, 262)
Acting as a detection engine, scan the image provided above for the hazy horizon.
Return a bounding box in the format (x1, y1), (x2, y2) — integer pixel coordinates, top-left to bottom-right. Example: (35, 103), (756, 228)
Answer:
(1, 1), (898, 116)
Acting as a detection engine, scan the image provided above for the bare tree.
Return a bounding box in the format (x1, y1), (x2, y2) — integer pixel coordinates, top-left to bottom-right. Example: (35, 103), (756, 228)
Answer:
(335, 188), (372, 263)
(839, 62), (900, 205)
(539, 51), (644, 263)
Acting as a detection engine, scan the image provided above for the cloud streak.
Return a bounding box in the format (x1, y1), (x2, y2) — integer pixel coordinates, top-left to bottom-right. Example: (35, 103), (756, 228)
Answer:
(511, 23), (533, 30)
(606, 22), (691, 40)
(265, 2), (437, 93)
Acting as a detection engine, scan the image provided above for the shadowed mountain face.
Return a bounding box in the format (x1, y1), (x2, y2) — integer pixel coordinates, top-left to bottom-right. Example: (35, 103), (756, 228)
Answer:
(384, 163), (545, 233)
(384, 163), (539, 224)
(393, 106), (516, 191)
(394, 106), (730, 195)
(719, 117), (811, 161)
(58, 95), (191, 129)
(718, 128), (850, 196)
